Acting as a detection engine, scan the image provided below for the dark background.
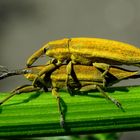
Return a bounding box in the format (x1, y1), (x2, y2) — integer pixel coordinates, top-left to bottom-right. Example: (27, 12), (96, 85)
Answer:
(0, 0), (140, 139)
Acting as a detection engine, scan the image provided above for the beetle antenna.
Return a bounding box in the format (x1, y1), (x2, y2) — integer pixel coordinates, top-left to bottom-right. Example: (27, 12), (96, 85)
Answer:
(0, 65), (8, 73)
(0, 66), (30, 80)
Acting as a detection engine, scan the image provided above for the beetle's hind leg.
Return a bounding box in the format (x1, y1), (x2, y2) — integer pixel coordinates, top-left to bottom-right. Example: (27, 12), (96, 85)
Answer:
(0, 85), (40, 105)
(96, 85), (124, 111)
(80, 84), (123, 111)
(93, 62), (110, 76)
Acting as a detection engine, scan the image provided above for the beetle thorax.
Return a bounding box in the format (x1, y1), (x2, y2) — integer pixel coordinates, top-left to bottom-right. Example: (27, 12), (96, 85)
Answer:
(46, 38), (71, 60)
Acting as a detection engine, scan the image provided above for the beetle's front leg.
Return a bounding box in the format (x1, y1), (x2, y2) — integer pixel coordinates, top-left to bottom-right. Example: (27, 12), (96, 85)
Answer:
(0, 85), (40, 105)
(52, 87), (65, 128)
(32, 61), (62, 87)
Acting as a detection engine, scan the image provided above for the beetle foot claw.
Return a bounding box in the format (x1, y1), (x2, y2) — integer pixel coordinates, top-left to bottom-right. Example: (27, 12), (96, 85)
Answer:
(111, 98), (125, 112)
(116, 101), (125, 112)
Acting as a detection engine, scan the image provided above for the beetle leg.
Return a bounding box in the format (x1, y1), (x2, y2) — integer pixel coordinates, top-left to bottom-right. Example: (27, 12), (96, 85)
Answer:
(66, 61), (72, 87)
(33, 75), (48, 88)
(66, 61), (82, 96)
(32, 62), (62, 87)
(96, 85), (124, 111)
(93, 62), (110, 87)
(0, 85), (40, 105)
(46, 58), (57, 65)
(93, 62), (110, 74)
(52, 87), (65, 128)
(80, 84), (123, 110)
(79, 85), (98, 92)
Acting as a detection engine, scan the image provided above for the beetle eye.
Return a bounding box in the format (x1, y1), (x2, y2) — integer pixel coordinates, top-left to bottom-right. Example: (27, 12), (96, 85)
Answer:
(44, 47), (49, 53)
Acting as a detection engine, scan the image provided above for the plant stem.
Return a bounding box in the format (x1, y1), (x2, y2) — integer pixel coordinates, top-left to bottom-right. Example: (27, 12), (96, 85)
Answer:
(0, 86), (140, 138)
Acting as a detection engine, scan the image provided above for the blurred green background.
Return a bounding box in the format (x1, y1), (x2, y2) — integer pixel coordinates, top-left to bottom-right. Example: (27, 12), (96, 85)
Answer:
(0, 0), (140, 139)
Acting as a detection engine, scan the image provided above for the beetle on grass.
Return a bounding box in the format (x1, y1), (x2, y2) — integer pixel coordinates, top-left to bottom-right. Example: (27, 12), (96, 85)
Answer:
(0, 64), (138, 127)
(26, 37), (140, 86)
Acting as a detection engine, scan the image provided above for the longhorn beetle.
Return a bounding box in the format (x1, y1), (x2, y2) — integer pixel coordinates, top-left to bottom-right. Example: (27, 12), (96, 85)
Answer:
(26, 38), (140, 87)
(0, 64), (138, 127)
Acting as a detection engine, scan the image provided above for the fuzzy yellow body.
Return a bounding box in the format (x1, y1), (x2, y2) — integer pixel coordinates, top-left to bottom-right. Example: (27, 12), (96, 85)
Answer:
(27, 37), (140, 66)
(69, 38), (140, 64)
(24, 65), (138, 89)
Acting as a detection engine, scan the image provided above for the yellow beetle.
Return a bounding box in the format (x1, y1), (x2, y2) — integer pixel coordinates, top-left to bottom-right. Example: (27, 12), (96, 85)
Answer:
(26, 38), (140, 86)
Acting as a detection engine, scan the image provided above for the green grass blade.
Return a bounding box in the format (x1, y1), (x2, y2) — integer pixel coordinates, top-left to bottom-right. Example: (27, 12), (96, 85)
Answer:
(0, 86), (140, 138)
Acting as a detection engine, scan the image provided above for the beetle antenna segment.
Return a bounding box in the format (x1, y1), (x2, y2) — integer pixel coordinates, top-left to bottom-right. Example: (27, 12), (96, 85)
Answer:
(0, 65), (8, 73)
(0, 68), (31, 80)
